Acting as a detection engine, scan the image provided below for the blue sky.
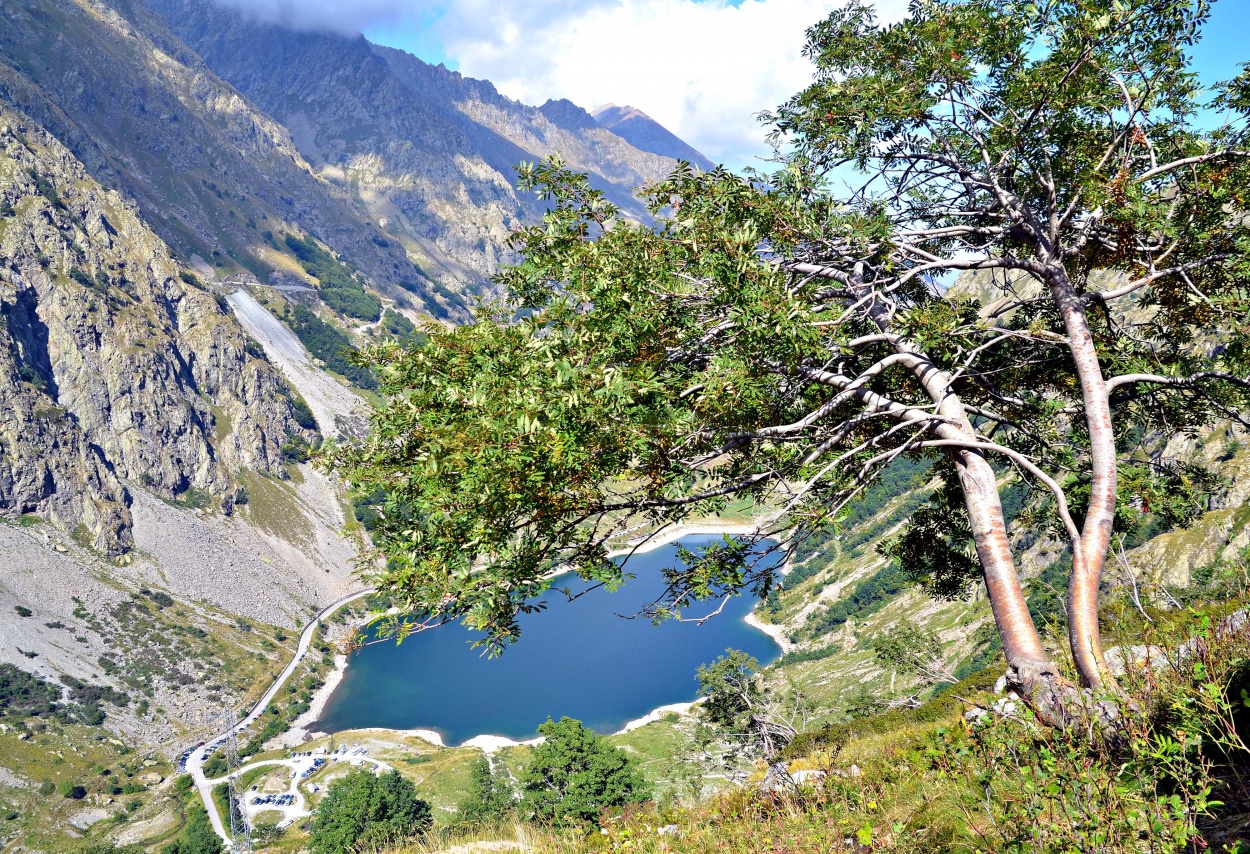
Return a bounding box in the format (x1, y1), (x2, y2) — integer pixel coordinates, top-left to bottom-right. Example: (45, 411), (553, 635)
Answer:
(216, 0), (1250, 170)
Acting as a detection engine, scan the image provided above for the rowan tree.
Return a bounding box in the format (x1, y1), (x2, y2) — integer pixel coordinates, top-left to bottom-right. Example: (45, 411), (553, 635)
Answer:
(335, 0), (1250, 721)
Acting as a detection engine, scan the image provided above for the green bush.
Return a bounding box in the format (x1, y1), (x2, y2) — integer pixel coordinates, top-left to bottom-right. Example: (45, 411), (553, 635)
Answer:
(520, 717), (650, 826)
(310, 769), (432, 854)
(289, 393), (318, 431)
(201, 755), (227, 778)
(161, 804), (222, 854)
(457, 754), (515, 826)
(13, 606), (31, 618)
(58, 781), (87, 800)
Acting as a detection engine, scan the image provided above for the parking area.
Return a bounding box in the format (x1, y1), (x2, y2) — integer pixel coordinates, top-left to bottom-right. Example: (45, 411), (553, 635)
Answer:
(204, 743), (393, 828)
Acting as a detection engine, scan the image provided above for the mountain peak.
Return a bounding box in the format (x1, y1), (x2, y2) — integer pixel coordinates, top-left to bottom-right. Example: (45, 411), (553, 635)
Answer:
(538, 98), (599, 131)
(592, 104), (716, 171)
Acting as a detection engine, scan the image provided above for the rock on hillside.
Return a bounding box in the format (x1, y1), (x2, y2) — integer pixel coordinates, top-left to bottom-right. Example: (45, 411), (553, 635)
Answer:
(0, 106), (309, 553)
(144, 0), (682, 296)
(593, 104), (717, 171)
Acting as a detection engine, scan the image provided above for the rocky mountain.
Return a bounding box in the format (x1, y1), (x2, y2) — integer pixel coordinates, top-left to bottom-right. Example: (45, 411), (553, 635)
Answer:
(1, 0), (688, 323)
(593, 104), (717, 171)
(0, 104), (311, 555)
(0, 0), (702, 547)
(143, 0), (682, 298)
(0, 0), (425, 303)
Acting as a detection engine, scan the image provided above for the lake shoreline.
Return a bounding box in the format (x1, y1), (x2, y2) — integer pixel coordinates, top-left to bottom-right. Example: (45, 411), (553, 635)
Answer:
(301, 524), (784, 752)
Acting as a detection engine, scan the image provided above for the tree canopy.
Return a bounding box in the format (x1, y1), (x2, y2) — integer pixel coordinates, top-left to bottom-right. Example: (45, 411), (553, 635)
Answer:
(335, 0), (1250, 718)
(519, 717), (650, 825)
(310, 769), (432, 854)
(457, 754), (515, 826)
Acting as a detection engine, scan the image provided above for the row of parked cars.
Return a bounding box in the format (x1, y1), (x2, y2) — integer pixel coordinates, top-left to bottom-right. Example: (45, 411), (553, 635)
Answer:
(299, 758), (326, 779)
(251, 793), (296, 807)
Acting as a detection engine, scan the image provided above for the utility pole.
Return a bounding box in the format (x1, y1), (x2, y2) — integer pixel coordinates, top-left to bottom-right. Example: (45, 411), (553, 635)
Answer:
(221, 706), (252, 853)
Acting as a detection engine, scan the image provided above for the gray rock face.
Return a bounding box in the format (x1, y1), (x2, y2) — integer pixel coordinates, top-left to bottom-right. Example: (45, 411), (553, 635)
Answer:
(0, 108), (306, 552)
(593, 104), (717, 172)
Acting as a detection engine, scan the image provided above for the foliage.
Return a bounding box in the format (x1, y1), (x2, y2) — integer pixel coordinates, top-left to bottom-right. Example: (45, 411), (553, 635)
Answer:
(520, 717), (651, 826)
(1028, 552), (1074, 628)
(0, 663), (115, 725)
(285, 233), (382, 321)
(457, 754), (515, 826)
(200, 754), (227, 778)
(289, 392), (318, 432)
(285, 305), (377, 390)
(310, 769), (433, 854)
(871, 620), (956, 689)
(352, 486), (387, 531)
(337, 0), (1250, 708)
(13, 605), (31, 617)
(57, 781), (86, 799)
(27, 168), (61, 208)
(161, 805), (223, 854)
(696, 649), (762, 732)
(802, 562), (910, 638)
(379, 308), (426, 348)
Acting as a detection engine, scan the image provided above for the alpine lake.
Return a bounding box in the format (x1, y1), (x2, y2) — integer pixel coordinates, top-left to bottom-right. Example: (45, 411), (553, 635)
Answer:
(315, 535), (783, 745)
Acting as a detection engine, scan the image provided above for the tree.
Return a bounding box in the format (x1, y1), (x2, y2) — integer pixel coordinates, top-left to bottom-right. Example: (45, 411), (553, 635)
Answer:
(310, 769), (432, 854)
(457, 754), (514, 826)
(161, 805), (223, 854)
(335, 0), (1250, 721)
(58, 781), (87, 800)
(519, 717), (650, 826)
(872, 621), (960, 703)
(767, 0), (1250, 701)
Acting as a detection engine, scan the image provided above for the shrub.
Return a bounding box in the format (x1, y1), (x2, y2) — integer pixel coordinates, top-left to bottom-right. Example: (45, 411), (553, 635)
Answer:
(160, 804), (222, 854)
(289, 393), (318, 431)
(520, 717), (650, 826)
(13, 606), (31, 618)
(201, 755), (227, 778)
(58, 781), (87, 800)
(310, 769), (432, 854)
(457, 755), (514, 826)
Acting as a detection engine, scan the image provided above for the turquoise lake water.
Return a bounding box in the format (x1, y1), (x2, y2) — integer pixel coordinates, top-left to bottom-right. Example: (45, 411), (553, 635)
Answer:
(315, 535), (782, 744)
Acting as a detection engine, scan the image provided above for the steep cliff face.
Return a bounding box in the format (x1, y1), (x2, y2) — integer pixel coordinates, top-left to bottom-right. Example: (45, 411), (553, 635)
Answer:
(0, 107), (307, 553)
(143, 0), (680, 293)
(0, 0), (430, 303)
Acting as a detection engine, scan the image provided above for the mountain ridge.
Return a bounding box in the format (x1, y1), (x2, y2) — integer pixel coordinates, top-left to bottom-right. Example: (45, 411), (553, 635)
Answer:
(593, 103), (717, 171)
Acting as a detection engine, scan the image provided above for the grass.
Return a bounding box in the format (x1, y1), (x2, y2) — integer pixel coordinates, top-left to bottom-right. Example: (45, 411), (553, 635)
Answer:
(237, 469), (316, 548)
(0, 725), (168, 852)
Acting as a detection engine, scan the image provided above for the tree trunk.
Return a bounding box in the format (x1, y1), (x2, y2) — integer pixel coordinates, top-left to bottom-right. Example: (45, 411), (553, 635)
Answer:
(951, 445), (1070, 719)
(1046, 269), (1116, 690)
(895, 351), (1072, 719)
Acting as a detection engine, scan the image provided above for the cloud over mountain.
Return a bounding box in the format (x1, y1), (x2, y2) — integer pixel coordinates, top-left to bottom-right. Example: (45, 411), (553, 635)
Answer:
(210, 0), (910, 168)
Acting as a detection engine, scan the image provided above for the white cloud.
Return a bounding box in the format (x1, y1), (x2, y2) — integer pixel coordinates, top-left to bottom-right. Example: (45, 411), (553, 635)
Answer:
(212, 0), (415, 34)
(431, 0), (910, 169)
